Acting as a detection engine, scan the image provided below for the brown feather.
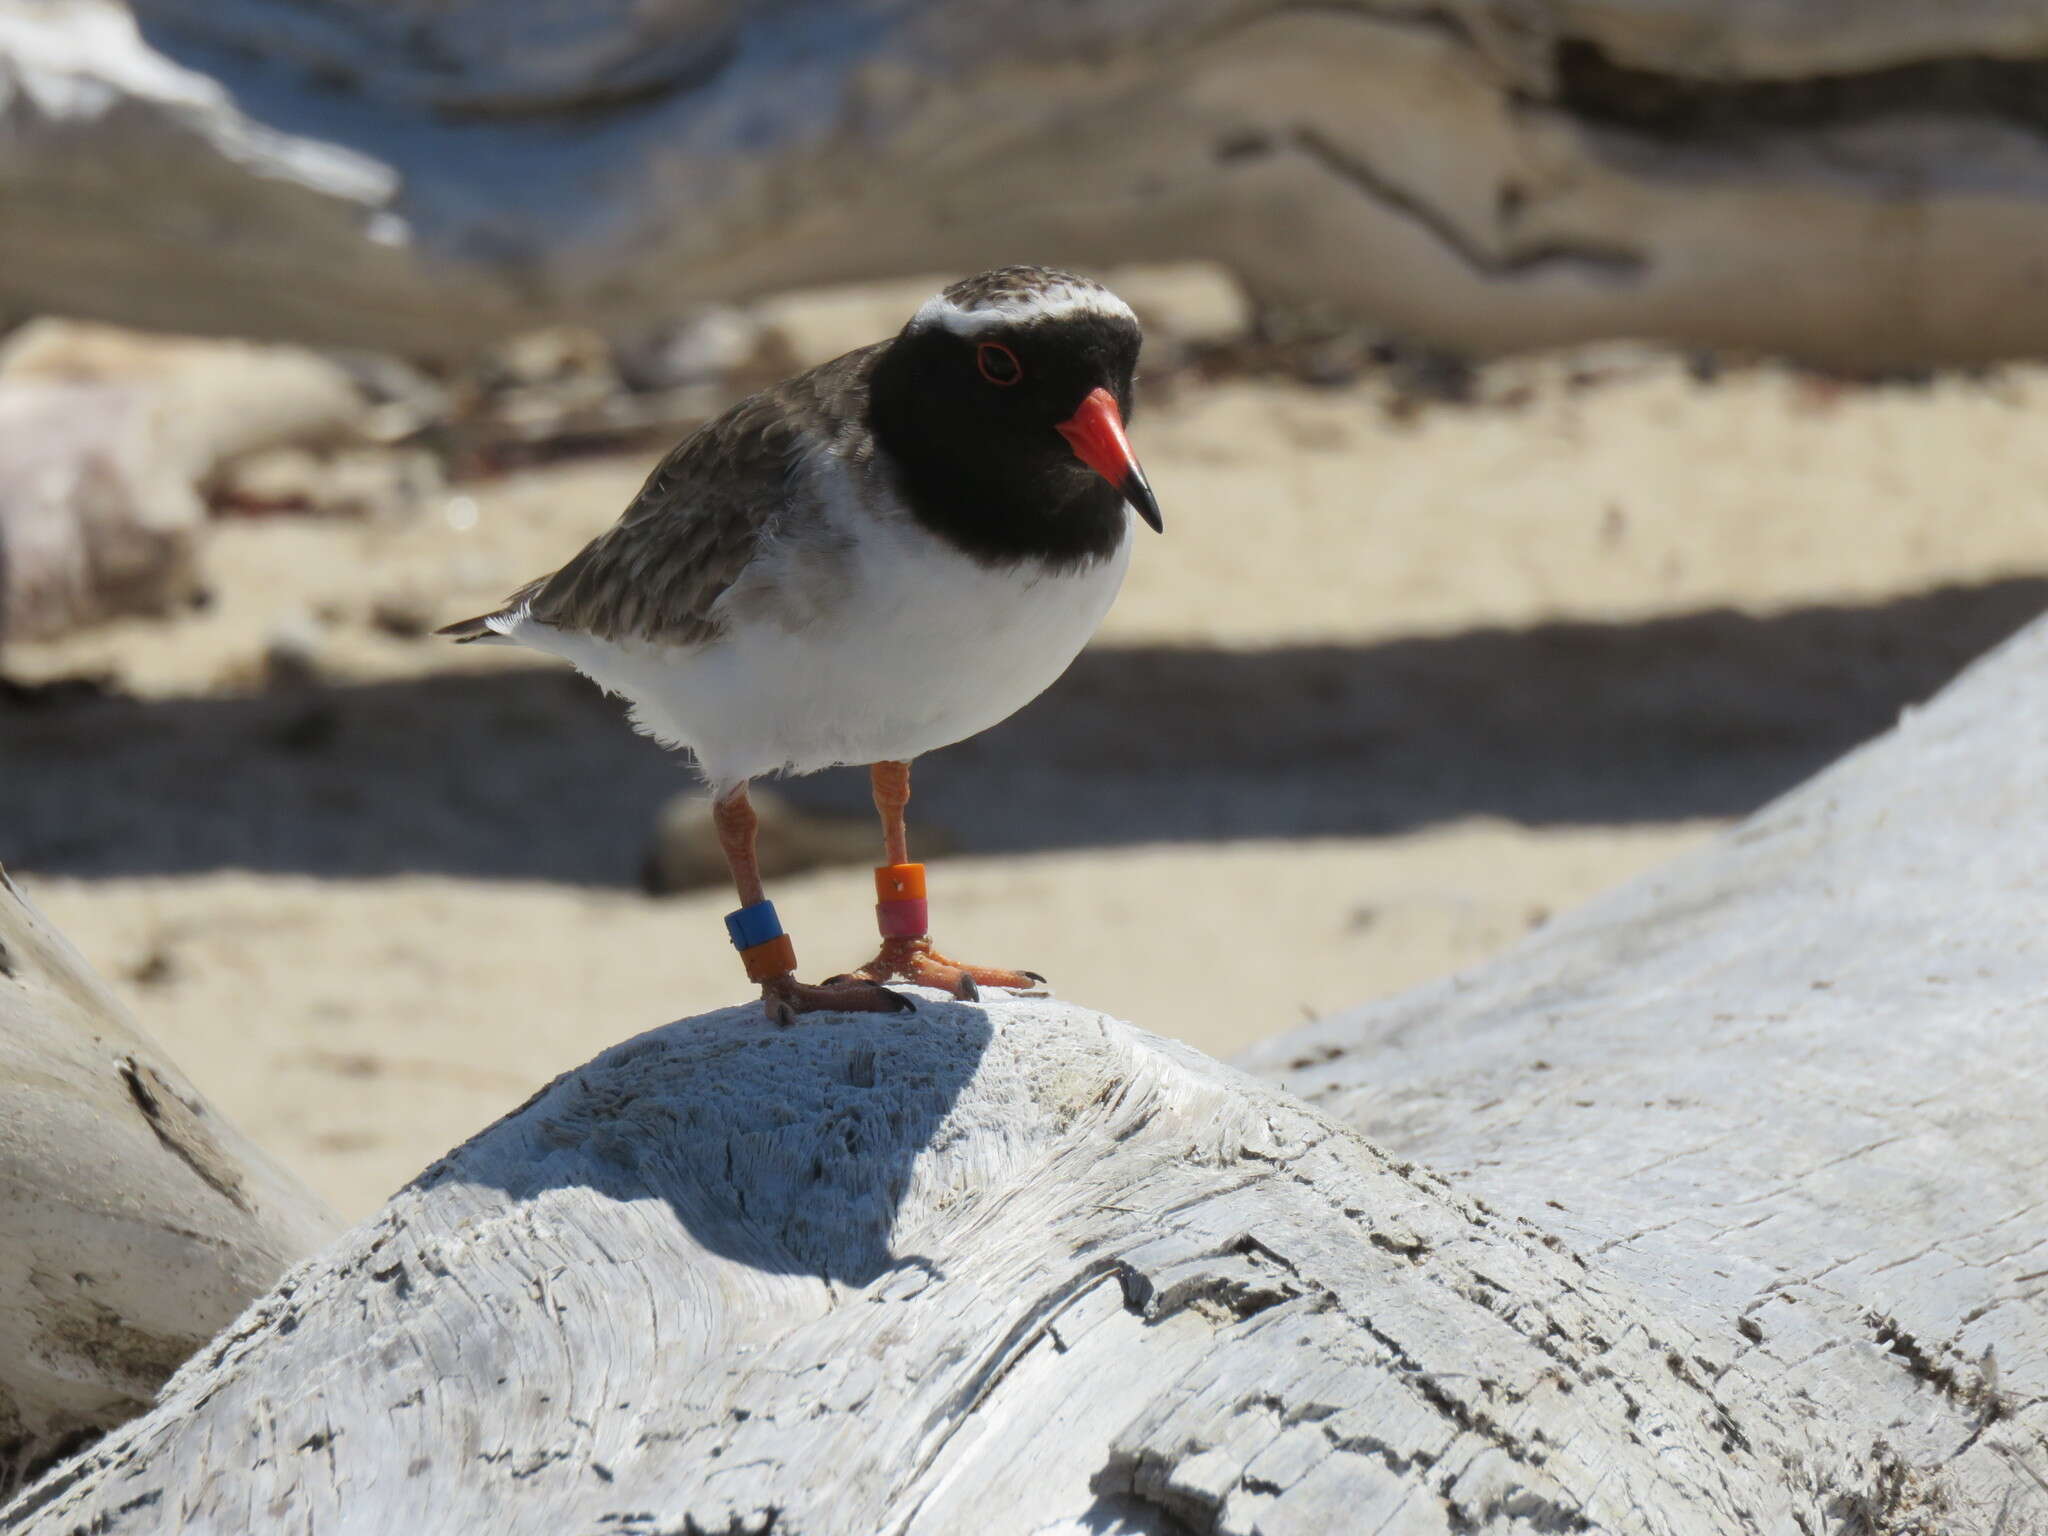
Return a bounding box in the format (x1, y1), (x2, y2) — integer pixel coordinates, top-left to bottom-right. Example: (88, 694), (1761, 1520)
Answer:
(451, 343), (886, 648)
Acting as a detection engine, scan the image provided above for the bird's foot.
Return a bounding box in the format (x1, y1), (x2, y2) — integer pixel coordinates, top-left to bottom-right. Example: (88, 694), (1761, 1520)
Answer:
(759, 971), (914, 1027)
(730, 899), (913, 1024)
(854, 936), (1047, 1002)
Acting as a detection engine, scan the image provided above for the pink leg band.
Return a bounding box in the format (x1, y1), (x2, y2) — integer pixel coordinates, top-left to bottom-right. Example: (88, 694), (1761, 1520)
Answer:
(877, 897), (929, 938)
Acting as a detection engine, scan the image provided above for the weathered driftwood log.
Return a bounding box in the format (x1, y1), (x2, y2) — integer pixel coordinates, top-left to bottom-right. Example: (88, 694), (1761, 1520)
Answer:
(1241, 615), (2048, 1530)
(0, 869), (339, 1497)
(10, 0), (2048, 365)
(0, 320), (368, 640)
(1, 995), (1912, 1535)
(0, 382), (204, 642)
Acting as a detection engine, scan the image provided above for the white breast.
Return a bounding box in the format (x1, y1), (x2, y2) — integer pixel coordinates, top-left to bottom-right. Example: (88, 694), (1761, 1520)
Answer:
(502, 466), (1133, 792)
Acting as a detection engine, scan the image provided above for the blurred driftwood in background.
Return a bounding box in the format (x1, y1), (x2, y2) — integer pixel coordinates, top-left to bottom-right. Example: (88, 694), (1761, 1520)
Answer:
(8, 0), (2048, 364)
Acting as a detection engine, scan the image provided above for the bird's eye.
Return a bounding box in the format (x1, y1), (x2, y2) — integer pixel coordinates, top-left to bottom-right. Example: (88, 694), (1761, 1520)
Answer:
(976, 342), (1023, 387)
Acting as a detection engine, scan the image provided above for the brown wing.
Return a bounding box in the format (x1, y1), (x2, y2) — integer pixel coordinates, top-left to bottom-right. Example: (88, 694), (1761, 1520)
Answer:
(441, 345), (883, 648)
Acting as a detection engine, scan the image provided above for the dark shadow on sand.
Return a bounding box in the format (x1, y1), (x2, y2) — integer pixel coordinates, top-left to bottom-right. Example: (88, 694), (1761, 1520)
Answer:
(6, 578), (2042, 883)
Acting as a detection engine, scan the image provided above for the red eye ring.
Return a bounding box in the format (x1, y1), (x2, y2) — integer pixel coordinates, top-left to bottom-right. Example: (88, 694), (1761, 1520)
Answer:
(977, 342), (1023, 387)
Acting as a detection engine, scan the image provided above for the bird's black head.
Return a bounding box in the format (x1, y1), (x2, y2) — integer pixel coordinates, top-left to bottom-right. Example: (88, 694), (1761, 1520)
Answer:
(867, 266), (1161, 569)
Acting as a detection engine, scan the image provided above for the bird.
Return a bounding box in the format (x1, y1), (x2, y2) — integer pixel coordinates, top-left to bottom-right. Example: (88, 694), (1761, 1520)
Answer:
(439, 266), (1162, 1023)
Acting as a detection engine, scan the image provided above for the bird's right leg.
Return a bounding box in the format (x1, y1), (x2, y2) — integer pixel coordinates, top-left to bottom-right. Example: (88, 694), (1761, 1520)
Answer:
(714, 782), (910, 1025)
(851, 761), (1045, 1000)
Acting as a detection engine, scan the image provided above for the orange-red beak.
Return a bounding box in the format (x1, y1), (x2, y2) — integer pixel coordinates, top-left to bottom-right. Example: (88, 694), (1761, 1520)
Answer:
(1056, 387), (1162, 532)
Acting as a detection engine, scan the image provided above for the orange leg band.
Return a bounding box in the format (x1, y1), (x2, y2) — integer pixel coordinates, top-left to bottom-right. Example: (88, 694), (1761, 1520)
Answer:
(738, 934), (797, 983)
(875, 863), (927, 901)
(875, 863), (929, 938)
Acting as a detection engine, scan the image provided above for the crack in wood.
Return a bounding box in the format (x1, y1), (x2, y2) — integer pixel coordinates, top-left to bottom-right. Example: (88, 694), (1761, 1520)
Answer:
(117, 1056), (251, 1213)
(1288, 126), (1646, 282)
(1551, 37), (2048, 145)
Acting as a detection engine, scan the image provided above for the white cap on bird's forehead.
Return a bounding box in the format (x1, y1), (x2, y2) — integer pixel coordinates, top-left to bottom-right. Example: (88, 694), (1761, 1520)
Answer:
(910, 267), (1139, 337)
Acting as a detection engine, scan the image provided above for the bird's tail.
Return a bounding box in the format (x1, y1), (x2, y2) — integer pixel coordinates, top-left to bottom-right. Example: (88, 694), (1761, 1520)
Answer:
(435, 610), (517, 645)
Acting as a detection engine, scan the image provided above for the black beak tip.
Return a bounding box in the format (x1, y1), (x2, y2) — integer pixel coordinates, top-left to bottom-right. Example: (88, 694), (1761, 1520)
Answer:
(1123, 469), (1164, 534)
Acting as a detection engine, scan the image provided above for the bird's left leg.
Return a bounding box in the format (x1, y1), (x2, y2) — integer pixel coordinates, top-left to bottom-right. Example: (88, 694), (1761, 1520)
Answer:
(846, 760), (1046, 1001)
(714, 782), (910, 1024)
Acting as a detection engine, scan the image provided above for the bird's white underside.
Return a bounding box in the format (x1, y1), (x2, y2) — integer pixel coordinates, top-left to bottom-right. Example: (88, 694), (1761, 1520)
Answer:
(492, 446), (1133, 791)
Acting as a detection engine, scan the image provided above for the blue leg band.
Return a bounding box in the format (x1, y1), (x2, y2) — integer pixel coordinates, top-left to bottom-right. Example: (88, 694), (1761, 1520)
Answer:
(725, 900), (784, 951)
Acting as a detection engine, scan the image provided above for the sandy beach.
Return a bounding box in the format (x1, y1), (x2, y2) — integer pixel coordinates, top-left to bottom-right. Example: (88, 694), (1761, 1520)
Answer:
(13, 352), (2048, 1217)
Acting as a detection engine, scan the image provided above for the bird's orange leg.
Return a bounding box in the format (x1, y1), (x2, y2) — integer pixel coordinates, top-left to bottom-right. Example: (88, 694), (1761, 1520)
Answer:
(845, 761), (1046, 1001)
(713, 783), (909, 1025)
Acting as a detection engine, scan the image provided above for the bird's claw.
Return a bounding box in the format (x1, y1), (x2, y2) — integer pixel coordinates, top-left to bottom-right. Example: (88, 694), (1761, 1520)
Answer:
(827, 973), (917, 1012)
(853, 937), (1044, 999)
(760, 972), (914, 1022)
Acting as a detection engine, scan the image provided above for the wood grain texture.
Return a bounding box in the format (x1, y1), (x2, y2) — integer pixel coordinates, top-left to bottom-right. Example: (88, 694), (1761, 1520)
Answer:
(0, 870), (340, 1496)
(5, 991), (1872, 1534)
(1244, 616), (2048, 1532)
